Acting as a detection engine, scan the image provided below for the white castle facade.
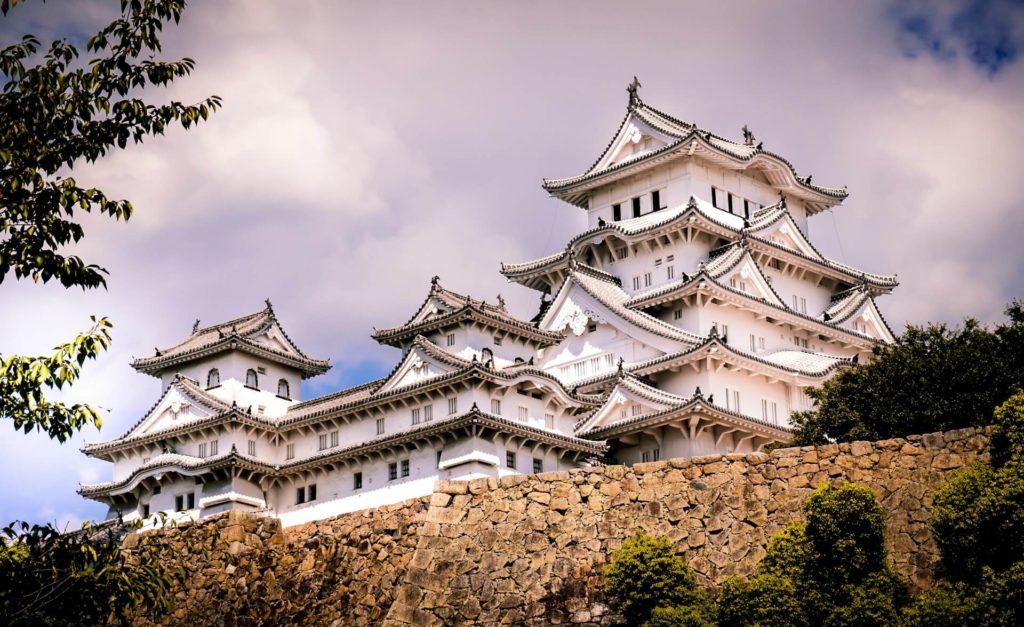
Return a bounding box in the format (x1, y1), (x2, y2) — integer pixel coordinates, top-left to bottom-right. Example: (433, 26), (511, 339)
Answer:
(79, 84), (897, 527)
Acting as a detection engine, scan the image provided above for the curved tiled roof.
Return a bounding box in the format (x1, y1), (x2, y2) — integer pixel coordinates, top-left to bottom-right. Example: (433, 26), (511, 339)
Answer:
(560, 266), (703, 345)
(78, 450), (273, 498)
(131, 303), (330, 377)
(502, 197), (896, 293)
(372, 278), (563, 347)
(542, 100), (848, 211)
(282, 337), (601, 427)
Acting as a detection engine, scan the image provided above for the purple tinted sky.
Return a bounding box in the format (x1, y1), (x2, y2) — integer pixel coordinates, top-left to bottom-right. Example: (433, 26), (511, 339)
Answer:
(1, 0), (1022, 526)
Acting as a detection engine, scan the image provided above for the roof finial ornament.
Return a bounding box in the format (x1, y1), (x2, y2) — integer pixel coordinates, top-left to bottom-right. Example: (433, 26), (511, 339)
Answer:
(192, 319), (201, 333)
(756, 141), (763, 150)
(627, 76), (642, 109)
(742, 124), (756, 147)
(496, 293), (506, 310)
(709, 323), (719, 339)
(694, 386), (703, 399)
(431, 275), (440, 286)
(566, 247), (578, 271)
(779, 191), (787, 208)
(617, 357), (625, 376)
(687, 195), (698, 210)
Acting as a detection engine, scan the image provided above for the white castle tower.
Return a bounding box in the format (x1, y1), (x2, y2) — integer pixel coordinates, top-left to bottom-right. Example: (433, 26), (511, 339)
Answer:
(79, 83), (896, 525)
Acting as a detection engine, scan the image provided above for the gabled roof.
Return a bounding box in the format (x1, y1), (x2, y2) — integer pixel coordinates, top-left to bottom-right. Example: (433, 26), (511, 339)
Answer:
(131, 301), (330, 378)
(821, 288), (897, 343)
(282, 337), (602, 428)
(541, 94), (848, 214)
(80, 376), (276, 460)
(502, 197), (897, 295)
(540, 262), (702, 348)
(371, 277), (563, 347)
(574, 372), (692, 435)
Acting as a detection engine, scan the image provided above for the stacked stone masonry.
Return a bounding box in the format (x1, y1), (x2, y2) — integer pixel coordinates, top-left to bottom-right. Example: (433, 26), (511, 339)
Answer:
(128, 427), (989, 626)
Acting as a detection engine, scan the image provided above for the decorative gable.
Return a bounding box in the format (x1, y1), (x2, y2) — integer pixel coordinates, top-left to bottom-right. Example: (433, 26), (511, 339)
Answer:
(374, 344), (463, 395)
(129, 382), (220, 440)
(841, 298), (895, 343)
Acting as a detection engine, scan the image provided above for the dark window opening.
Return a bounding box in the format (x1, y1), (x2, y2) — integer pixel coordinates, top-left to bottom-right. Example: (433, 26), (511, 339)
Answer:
(711, 187), (718, 208)
(354, 472), (363, 490)
(401, 459), (410, 478)
(296, 487), (305, 504)
(388, 462), (398, 481)
(308, 484), (317, 501)
(612, 204), (621, 221)
(652, 190), (662, 211)
(631, 197), (641, 217)
(727, 193), (734, 214)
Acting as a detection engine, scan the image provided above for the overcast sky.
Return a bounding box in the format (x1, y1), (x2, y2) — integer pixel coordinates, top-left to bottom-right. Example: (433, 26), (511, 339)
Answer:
(1, 0), (1022, 527)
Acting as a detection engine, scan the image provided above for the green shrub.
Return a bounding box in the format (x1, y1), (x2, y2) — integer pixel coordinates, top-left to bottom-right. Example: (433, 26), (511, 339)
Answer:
(643, 605), (714, 627)
(803, 482), (886, 586)
(604, 530), (709, 626)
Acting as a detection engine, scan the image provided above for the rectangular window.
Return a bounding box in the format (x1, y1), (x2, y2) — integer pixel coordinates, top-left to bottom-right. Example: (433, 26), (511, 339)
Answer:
(210, 440), (218, 456)
(518, 406), (528, 422)
(423, 404), (433, 422)
(643, 272), (652, 287)
(198, 443), (207, 458)
(389, 462), (398, 481)
(759, 337), (766, 350)
(744, 199), (752, 218)
(506, 451), (516, 469)
(296, 486), (306, 505)
(248, 440), (256, 456)
(612, 204), (621, 221)
(186, 492), (195, 509)
(319, 434), (328, 451)
(728, 192), (735, 214)
(730, 277), (737, 289)
(631, 196), (641, 217)
(733, 390), (740, 412)
(142, 503), (150, 518)
(308, 484), (317, 501)
(652, 189), (662, 211)
(153, 485), (161, 495)
(674, 309), (682, 320)
(286, 443), (295, 460)
(655, 258), (663, 267)
(533, 458), (543, 474)
(632, 404), (643, 417)
(800, 297), (807, 314)
(772, 402), (778, 423)
(490, 399), (501, 414)
(446, 333), (455, 346)
(632, 276), (641, 290)
(642, 449), (661, 463)
(722, 324), (729, 339)
(411, 407), (421, 425)
(376, 417), (385, 435)
(493, 335), (503, 346)
(175, 495), (184, 511)
(331, 430), (339, 448)
(401, 459), (410, 478)
(711, 186), (718, 209)
(750, 334), (756, 351)
(667, 266), (675, 280)
(447, 397), (458, 415)
(545, 413), (554, 429)
(617, 247), (629, 259)
(762, 399), (769, 421)
(792, 295), (798, 310)
(353, 472), (363, 490)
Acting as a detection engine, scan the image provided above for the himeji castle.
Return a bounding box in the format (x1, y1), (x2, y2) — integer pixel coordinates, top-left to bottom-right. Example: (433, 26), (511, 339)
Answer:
(79, 81), (898, 526)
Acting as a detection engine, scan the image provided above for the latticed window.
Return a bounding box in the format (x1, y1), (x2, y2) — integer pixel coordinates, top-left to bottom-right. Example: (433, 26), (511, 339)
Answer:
(207, 368), (220, 387)
(245, 369), (258, 388)
(277, 379), (290, 398)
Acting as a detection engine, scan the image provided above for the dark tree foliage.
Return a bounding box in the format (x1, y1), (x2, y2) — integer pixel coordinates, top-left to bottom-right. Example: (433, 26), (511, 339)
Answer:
(791, 302), (1024, 445)
(906, 392), (1024, 625)
(604, 529), (712, 626)
(0, 0), (220, 440)
(0, 519), (187, 626)
(717, 483), (907, 627)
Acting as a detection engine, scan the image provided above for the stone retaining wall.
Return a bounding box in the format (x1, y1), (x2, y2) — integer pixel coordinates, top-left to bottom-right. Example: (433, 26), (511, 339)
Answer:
(129, 428), (989, 626)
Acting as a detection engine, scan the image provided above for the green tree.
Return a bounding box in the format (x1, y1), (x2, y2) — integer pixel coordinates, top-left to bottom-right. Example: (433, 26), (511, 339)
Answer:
(0, 519), (183, 626)
(0, 0), (220, 440)
(604, 529), (712, 626)
(791, 302), (1024, 445)
(718, 483), (907, 626)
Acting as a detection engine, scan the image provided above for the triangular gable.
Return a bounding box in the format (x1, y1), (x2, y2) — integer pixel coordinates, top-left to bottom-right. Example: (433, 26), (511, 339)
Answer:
(250, 321), (303, 355)
(836, 297), (896, 343)
(592, 113), (679, 174)
(748, 212), (821, 259)
(128, 381), (221, 439)
(576, 378), (686, 434)
(539, 274), (683, 354)
(710, 249), (786, 308)
(374, 343), (464, 395)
